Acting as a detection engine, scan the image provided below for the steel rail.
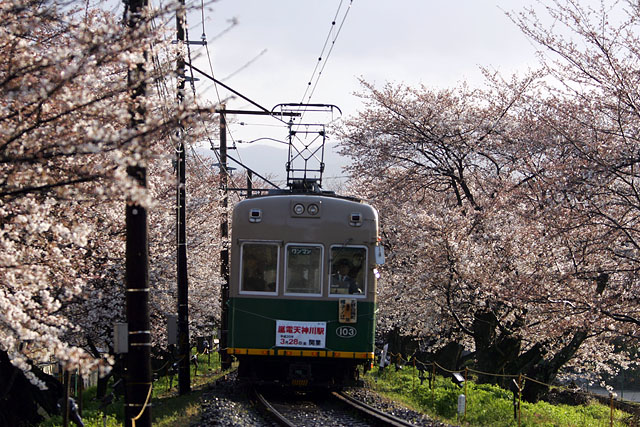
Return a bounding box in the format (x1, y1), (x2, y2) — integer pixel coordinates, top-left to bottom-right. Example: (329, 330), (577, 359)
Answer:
(253, 389), (297, 427)
(333, 391), (418, 427)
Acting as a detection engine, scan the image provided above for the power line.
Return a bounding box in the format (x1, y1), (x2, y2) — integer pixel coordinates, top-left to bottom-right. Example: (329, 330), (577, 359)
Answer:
(184, 59), (297, 186)
(183, 3), (302, 191)
(184, 16), (246, 191)
(201, 16), (224, 107)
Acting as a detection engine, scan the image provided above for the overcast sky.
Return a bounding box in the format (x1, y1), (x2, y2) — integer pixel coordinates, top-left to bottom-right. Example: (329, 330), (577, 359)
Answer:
(184, 0), (549, 184)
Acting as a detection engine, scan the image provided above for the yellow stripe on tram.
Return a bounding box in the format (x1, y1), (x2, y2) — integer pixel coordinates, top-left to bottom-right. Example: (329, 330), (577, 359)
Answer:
(228, 348), (374, 360)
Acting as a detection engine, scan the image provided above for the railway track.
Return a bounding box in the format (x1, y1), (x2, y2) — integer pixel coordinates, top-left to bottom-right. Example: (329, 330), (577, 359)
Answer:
(333, 391), (418, 426)
(254, 387), (417, 426)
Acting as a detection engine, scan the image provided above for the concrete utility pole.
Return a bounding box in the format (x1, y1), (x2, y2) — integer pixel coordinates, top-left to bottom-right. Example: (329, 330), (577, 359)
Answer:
(218, 104), (232, 370)
(124, 0), (152, 424)
(175, 0), (191, 396)
(213, 106), (300, 369)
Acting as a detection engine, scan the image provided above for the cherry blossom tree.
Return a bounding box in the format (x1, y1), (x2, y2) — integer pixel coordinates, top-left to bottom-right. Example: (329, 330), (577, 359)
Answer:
(339, 25), (640, 397)
(0, 0), (223, 421)
(508, 0), (640, 329)
(147, 150), (225, 349)
(2, 0), (137, 388)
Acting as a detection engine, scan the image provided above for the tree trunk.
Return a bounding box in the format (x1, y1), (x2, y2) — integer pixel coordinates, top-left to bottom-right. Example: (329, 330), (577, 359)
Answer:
(472, 310), (522, 385)
(521, 330), (588, 402)
(0, 350), (63, 425)
(87, 338), (111, 400)
(471, 310), (588, 402)
(434, 341), (464, 372)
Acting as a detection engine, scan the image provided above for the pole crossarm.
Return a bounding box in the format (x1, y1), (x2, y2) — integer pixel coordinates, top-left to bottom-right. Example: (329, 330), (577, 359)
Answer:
(225, 153), (280, 189)
(186, 62), (270, 113)
(215, 109), (300, 117)
(186, 62), (301, 118)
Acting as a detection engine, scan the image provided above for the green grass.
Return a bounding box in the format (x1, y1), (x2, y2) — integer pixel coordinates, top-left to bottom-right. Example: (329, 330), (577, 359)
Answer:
(41, 352), (227, 427)
(366, 366), (633, 426)
(42, 356), (636, 426)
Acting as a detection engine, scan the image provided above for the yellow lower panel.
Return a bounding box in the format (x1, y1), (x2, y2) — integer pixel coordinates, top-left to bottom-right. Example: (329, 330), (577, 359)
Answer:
(228, 348), (373, 360)
(247, 348), (275, 356)
(301, 350), (327, 357)
(278, 349), (302, 357)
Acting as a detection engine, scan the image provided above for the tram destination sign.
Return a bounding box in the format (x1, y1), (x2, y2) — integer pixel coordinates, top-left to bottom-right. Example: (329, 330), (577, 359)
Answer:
(276, 320), (326, 348)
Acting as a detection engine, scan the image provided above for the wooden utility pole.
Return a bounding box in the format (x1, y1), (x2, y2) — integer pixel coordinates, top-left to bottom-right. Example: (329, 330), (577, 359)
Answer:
(124, 0), (152, 424)
(175, 0), (191, 396)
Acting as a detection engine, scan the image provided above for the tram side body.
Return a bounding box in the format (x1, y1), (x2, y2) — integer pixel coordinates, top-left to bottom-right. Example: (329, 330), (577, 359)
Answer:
(226, 192), (382, 388)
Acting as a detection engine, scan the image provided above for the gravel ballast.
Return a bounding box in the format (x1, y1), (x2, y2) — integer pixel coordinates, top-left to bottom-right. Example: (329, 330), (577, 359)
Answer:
(194, 373), (454, 426)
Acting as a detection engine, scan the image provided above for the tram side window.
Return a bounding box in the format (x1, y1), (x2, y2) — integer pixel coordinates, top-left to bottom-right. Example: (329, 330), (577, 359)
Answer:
(285, 245), (322, 294)
(330, 247), (366, 295)
(241, 243), (278, 293)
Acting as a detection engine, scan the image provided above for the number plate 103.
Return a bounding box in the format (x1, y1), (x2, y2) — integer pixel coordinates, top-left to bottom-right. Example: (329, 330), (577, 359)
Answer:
(336, 326), (357, 338)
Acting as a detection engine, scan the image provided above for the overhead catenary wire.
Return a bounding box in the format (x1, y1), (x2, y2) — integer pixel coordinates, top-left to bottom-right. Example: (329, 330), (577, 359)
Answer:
(237, 122), (289, 129)
(299, 0), (354, 106)
(299, 0), (345, 103)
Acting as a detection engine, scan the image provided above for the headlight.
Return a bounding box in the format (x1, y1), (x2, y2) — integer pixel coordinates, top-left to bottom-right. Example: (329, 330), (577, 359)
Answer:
(293, 203), (305, 215)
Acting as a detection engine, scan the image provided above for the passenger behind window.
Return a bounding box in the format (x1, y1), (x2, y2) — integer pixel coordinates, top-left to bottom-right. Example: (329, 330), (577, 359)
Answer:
(243, 257), (267, 291)
(331, 259), (361, 294)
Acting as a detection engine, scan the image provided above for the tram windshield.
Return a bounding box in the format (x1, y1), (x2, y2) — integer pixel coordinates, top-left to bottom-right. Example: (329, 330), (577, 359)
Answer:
(285, 245), (323, 294)
(330, 246), (366, 295)
(240, 243), (278, 293)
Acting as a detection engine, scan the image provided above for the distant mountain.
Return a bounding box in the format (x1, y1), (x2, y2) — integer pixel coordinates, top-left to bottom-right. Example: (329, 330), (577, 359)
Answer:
(195, 141), (351, 191)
